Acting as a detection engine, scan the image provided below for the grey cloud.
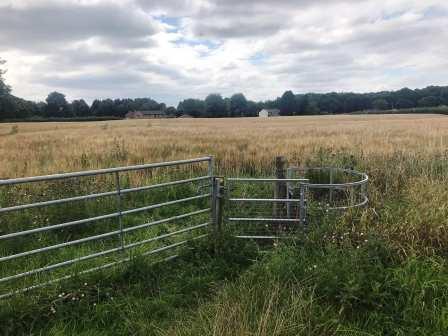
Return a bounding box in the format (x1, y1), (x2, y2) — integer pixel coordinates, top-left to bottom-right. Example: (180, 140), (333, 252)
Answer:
(0, 2), (159, 51)
(186, 0), (366, 38)
(137, 0), (201, 14)
(138, 63), (187, 81)
(39, 72), (146, 91)
(136, 0), (365, 38)
(49, 48), (191, 82)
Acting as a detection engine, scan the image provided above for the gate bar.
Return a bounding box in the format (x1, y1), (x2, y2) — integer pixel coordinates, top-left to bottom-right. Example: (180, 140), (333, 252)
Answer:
(228, 218), (301, 222)
(0, 176), (210, 214)
(0, 235), (208, 300)
(229, 198), (302, 202)
(0, 209), (210, 262)
(0, 223), (209, 284)
(0, 194), (210, 240)
(0, 157), (213, 186)
(227, 178), (309, 182)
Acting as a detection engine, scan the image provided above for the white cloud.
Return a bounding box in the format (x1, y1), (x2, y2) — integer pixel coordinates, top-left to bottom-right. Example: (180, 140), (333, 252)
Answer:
(0, 0), (447, 105)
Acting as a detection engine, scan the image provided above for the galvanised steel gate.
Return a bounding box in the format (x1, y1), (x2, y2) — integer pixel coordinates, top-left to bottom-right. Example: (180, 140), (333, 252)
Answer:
(0, 157), (214, 299)
(225, 167), (369, 239)
(225, 177), (309, 239)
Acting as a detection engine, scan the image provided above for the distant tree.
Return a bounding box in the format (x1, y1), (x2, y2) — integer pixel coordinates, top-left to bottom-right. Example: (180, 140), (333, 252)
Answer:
(395, 98), (414, 109)
(35, 102), (47, 117)
(205, 94), (226, 117)
(441, 87), (448, 105)
(0, 95), (17, 120)
(166, 106), (178, 117)
(177, 98), (205, 117)
(45, 92), (69, 117)
(0, 58), (13, 120)
(246, 100), (259, 117)
(224, 97), (231, 117)
(305, 99), (320, 114)
(71, 99), (90, 117)
(342, 93), (370, 112)
(372, 98), (389, 111)
(418, 96), (440, 107)
(230, 93), (248, 117)
(394, 88), (417, 106)
(279, 90), (296, 116)
(0, 58), (10, 96)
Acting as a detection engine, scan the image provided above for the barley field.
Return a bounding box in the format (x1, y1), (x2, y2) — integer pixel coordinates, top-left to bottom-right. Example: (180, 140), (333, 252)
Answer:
(1, 114), (447, 178)
(1, 114), (448, 335)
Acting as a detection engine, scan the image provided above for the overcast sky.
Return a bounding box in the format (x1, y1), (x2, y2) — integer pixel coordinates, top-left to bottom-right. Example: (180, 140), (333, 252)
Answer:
(1, 0), (447, 106)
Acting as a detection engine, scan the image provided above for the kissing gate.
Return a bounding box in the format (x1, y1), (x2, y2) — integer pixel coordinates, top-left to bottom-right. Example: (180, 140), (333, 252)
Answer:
(0, 156), (368, 298)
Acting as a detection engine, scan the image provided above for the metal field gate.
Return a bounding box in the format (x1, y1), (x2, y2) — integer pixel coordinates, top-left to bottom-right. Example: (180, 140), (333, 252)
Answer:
(224, 166), (369, 239)
(225, 177), (309, 239)
(0, 157), (214, 299)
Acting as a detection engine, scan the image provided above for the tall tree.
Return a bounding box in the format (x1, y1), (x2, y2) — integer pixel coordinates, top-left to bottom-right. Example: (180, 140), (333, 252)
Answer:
(279, 90), (296, 116)
(177, 98), (205, 117)
(372, 98), (389, 111)
(166, 106), (178, 117)
(230, 93), (248, 117)
(0, 58), (10, 96)
(45, 92), (69, 117)
(205, 94), (226, 117)
(418, 96), (440, 107)
(0, 58), (16, 120)
(71, 99), (90, 117)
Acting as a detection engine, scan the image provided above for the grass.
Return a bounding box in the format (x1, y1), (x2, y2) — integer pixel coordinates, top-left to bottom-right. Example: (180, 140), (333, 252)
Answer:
(1, 114), (448, 335)
(0, 236), (259, 335)
(166, 240), (448, 335)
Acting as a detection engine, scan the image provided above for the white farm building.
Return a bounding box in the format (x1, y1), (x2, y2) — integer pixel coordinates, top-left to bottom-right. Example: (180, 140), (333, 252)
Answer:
(258, 108), (280, 117)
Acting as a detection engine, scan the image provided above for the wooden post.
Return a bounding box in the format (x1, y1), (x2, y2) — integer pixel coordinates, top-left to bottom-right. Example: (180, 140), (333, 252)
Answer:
(273, 156), (288, 219)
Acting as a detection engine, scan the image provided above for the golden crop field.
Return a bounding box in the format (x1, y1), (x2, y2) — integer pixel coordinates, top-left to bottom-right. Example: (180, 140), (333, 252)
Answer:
(1, 114), (447, 178)
(2, 114), (448, 335)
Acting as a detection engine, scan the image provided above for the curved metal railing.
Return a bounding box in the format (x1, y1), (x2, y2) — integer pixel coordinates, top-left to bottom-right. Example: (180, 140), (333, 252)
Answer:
(287, 166), (369, 211)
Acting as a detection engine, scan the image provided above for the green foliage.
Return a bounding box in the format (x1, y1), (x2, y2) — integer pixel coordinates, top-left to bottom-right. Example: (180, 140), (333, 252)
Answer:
(0, 58), (10, 96)
(45, 92), (69, 118)
(71, 99), (90, 117)
(0, 233), (258, 335)
(279, 90), (296, 116)
(230, 93), (248, 117)
(177, 98), (205, 117)
(205, 93), (226, 118)
(418, 96), (440, 108)
(372, 98), (390, 110)
(167, 240), (448, 336)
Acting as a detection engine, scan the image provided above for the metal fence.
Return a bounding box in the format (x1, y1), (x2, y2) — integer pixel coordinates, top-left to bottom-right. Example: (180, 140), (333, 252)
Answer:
(225, 178), (309, 239)
(0, 157), (214, 299)
(287, 166), (369, 211)
(225, 167), (368, 240)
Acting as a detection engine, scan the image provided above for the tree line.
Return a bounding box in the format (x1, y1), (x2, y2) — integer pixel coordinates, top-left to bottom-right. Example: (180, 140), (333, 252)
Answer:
(1, 58), (448, 121)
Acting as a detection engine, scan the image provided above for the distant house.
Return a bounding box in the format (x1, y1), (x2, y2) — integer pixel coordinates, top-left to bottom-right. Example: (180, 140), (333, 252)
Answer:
(258, 109), (280, 117)
(125, 110), (166, 119)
